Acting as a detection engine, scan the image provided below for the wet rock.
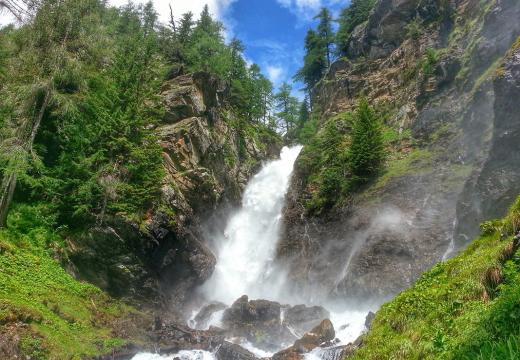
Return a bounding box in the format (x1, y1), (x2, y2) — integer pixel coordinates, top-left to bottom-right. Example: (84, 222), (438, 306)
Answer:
(283, 304), (330, 337)
(154, 322), (225, 354)
(221, 296), (295, 351)
(193, 302), (227, 329)
(308, 345), (357, 360)
(293, 319), (335, 353)
(223, 295), (281, 326)
(364, 311), (376, 330)
(215, 341), (259, 360)
(272, 320), (336, 359)
(456, 39), (520, 245)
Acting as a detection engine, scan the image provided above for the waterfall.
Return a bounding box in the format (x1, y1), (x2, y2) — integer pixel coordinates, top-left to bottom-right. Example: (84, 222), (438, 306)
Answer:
(200, 145), (303, 304)
(132, 146), (370, 360)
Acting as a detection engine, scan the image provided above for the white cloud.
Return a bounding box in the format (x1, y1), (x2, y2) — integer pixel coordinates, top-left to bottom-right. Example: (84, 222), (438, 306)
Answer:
(266, 65), (284, 86)
(1, 0), (236, 28)
(276, 0), (344, 21)
(109, 0), (236, 24)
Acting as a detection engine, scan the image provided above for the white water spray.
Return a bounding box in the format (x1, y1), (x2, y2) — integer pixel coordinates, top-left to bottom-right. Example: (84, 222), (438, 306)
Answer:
(442, 219), (458, 261)
(201, 145), (303, 304)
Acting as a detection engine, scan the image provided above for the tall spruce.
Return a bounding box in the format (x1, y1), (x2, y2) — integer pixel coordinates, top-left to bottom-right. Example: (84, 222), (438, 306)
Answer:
(274, 82), (299, 134)
(314, 7), (334, 67)
(348, 98), (385, 183)
(294, 29), (327, 94)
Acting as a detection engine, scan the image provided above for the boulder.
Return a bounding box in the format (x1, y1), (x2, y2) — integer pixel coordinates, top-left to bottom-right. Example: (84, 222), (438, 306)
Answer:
(221, 296), (294, 351)
(215, 342), (259, 360)
(223, 295), (281, 325)
(364, 311), (376, 330)
(193, 302), (227, 330)
(272, 319), (336, 359)
(293, 319), (335, 353)
(282, 304), (330, 337)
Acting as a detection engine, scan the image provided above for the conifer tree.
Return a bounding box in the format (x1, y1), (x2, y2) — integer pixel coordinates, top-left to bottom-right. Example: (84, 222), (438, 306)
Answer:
(347, 98), (385, 183)
(314, 7), (334, 67)
(294, 29), (327, 93)
(275, 82), (299, 134)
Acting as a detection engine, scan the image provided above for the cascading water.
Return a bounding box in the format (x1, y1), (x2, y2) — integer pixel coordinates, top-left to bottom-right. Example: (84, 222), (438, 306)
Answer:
(133, 146), (370, 360)
(200, 145), (303, 303)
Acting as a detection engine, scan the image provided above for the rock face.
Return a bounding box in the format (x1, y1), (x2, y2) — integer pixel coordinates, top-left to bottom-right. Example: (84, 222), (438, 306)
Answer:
(455, 44), (520, 243)
(278, 0), (520, 303)
(70, 72), (281, 313)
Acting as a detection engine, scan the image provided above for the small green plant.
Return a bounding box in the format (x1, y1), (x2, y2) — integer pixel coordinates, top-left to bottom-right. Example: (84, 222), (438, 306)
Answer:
(421, 48), (440, 77)
(406, 20), (422, 40)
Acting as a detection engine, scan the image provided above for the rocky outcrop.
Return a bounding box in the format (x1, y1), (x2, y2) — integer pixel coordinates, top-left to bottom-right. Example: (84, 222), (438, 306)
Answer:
(278, 0), (520, 303)
(70, 72), (281, 313)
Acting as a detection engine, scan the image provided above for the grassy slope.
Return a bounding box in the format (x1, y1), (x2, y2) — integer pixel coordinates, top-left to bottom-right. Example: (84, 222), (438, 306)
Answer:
(352, 197), (520, 360)
(0, 205), (150, 359)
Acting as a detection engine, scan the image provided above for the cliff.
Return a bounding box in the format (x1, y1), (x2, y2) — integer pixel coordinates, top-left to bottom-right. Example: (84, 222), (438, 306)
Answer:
(278, 0), (520, 303)
(68, 72), (281, 314)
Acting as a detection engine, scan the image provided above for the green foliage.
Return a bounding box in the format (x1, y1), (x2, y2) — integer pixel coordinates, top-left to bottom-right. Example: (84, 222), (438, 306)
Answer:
(335, 0), (377, 56)
(406, 19), (423, 40)
(353, 196), (520, 360)
(294, 28), (328, 92)
(314, 8), (335, 67)
(421, 48), (440, 77)
(347, 98), (385, 185)
(298, 100), (386, 213)
(0, 0), (168, 228)
(0, 205), (144, 359)
(169, 5), (275, 124)
(274, 82), (300, 135)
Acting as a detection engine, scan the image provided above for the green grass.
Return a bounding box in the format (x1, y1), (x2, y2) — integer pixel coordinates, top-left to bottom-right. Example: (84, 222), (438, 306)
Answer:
(0, 204), (148, 359)
(353, 197), (520, 360)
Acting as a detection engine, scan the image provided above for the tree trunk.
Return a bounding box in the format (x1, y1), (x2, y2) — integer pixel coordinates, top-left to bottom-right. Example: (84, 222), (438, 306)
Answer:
(0, 85), (51, 228)
(0, 173), (17, 228)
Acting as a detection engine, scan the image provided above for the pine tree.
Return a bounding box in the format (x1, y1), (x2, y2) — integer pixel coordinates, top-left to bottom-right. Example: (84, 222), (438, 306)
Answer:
(347, 98), (385, 183)
(314, 7), (334, 67)
(275, 82), (299, 134)
(294, 29), (327, 93)
(298, 97), (310, 128)
(178, 12), (195, 45)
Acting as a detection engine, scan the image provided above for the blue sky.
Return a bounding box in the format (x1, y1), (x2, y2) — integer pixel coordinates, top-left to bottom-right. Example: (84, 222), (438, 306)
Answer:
(1, 0), (350, 98)
(227, 0), (347, 98)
